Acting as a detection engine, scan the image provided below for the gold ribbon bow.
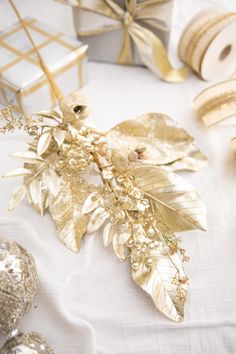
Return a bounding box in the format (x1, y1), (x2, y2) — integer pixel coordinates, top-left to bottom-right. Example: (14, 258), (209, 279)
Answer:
(62, 0), (188, 82)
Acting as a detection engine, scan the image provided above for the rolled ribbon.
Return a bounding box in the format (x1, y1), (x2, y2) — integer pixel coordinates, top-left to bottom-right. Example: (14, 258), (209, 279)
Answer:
(194, 79), (236, 127)
(179, 8), (236, 81)
(194, 79), (236, 156)
(55, 0), (188, 83)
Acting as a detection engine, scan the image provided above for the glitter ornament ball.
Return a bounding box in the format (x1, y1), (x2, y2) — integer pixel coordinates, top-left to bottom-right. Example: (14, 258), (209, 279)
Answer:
(0, 239), (37, 337)
(0, 332), (54, 354)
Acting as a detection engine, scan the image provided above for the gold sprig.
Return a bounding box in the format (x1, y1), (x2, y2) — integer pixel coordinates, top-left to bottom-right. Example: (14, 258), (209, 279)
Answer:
(0, 106), (24, 133)
(1, 93), (207, 322)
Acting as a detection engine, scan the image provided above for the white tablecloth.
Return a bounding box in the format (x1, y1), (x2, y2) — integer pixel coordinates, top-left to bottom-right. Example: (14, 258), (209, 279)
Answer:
(1, 1), (236, 353)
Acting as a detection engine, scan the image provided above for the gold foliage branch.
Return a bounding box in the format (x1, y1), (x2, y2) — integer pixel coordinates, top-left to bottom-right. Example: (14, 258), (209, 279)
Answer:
(1, 94), (207, 322)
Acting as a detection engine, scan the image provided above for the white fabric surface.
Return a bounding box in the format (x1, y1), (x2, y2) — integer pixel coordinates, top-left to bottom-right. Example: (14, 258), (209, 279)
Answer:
(1, 0), (236, 353)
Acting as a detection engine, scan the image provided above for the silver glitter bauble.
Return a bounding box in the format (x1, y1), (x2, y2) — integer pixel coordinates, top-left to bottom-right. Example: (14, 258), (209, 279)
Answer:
(0, 240), (37, 337)
(0, 332), (54, 354)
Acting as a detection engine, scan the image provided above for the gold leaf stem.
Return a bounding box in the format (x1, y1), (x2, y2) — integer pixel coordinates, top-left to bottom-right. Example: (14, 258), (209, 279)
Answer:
(159, 230), (181, 278)
(24, 164), (47, 187)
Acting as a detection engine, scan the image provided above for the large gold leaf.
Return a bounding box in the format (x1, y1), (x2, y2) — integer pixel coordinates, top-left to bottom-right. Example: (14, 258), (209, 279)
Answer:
(49, 178), (90, 252)
(106, 113), (207, 170)
(131, 165), (207, 232)
(132, 247), (187, 322)
(166, 143), (208, 172)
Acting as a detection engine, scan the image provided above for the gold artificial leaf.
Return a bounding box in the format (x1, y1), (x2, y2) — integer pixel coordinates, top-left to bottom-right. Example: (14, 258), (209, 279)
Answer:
(36, 110), (63, 124)
(87, 207), (109, 234)
(11, 151), (43, 164)
(44, 169), (61, 197)
(2, 168), (32, 178)
(103, 222), (114, 247)
(82, 191), (101, 215)
(37, 131), (52, 156)
(9, 185), (26, 210)
(112, 231), (130, 260)
(29, 179), (41, 204)
(131, 165), (207, 232)
(53, 128), (66, 147)
(113, 233), (125, 260)
(27, 181), (49, 216)
(132, 247), (187, 322)
(23, 165), (49, 216)
(106, 113), (207, 171)
(166, 143), (208, 172)
(49, 179), (90, 252)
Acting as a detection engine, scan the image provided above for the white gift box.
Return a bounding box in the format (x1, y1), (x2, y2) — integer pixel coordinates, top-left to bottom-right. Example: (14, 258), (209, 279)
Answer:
(0, 17), (88, 114)
(72, 0), (174, 65)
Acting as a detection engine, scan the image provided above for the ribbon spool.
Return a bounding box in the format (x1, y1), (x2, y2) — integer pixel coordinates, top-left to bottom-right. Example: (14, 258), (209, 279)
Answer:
(194, 79), (236, 156)
(194, 79), (236, 127)
(179, 8), (236, 81)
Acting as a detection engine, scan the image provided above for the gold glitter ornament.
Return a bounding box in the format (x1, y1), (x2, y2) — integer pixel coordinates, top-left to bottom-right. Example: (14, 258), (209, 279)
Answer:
(0, 239), (54, 353)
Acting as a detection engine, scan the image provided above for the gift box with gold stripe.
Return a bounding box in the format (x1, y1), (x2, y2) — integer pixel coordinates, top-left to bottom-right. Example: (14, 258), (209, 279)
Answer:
(72, 0), (174, 66)
(0, 17), (88, 114)
(54, 0), (183, 82)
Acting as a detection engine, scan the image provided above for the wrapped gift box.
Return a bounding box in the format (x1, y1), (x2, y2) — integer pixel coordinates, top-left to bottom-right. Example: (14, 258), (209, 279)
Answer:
(72, 0), (174, 65)
(0, 17), (88, 114)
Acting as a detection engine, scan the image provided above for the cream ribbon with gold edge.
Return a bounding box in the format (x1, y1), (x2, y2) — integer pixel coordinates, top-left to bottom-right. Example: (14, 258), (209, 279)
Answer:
(55, 0), (188, 83)
(194, 80), (236, 127)
(179, 8), (236, 81)
(194, 79), (236, 155)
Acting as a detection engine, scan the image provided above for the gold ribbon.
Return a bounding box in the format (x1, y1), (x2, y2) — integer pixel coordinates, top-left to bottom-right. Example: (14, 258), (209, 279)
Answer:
(179, 9), (236, 80)
(194, 79), (236, 156)
(65, 0), (188, 83)
(194, 79), (236, 127)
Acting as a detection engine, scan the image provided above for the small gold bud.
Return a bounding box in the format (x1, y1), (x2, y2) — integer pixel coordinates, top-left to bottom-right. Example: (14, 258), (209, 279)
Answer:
(145, 257), (153, 266)
(148, 242), (155, 250)
(120, 255), (127, 262)
(126, 239), (134, 248)
(59, 92), (90, 127)
(131, 262), (139, 270)
(68, 158), (77, 167)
